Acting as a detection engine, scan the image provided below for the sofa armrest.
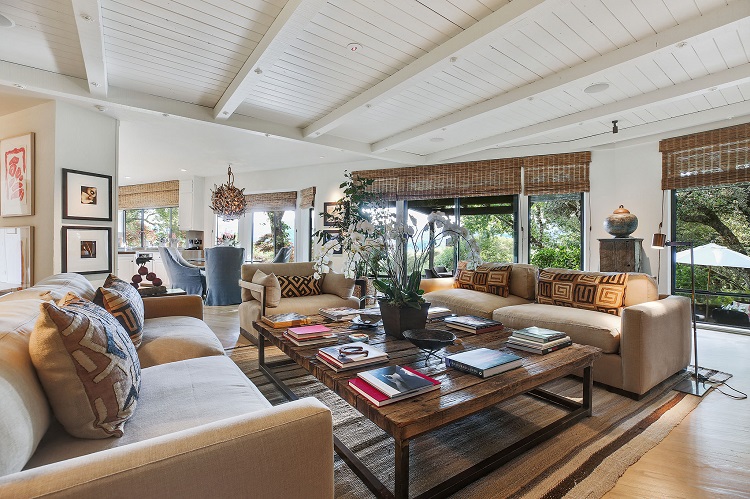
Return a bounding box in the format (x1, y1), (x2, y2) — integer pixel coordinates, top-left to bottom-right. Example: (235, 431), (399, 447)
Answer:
(620, 295), (692, 395)
(239, 279), (266, 316)
(0, 398), (334, 498)
(142, 295), (203, 320)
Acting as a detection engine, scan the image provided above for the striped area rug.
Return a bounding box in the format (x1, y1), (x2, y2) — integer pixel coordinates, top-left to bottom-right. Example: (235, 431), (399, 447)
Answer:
(228, 346), (704, 498)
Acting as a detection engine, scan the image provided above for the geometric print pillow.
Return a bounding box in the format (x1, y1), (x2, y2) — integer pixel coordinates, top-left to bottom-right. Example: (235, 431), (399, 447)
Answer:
(537, 269), (627, 316)
(94, 275), (145, 348)
(455, 262), (512, 297)
(29, 292), (141, 439)
(277, 275), (321, 298)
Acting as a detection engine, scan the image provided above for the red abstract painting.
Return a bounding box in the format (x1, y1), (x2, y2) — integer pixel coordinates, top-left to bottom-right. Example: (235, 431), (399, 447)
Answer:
(5, 147), (26, 202)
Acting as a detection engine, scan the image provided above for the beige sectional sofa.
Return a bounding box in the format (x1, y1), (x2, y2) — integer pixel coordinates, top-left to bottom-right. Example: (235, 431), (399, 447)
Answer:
(0, 273), (334, 498)
(424, 265), (692, 397)
(239, 262), (360, 343)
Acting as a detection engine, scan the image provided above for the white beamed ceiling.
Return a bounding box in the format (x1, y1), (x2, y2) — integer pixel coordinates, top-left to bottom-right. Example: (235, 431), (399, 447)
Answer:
(1, 0), (749, 182)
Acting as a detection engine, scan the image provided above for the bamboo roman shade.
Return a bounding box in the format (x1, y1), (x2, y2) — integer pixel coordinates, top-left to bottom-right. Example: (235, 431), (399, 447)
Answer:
(354, 159), (522, 201)
(299, 186), (316, 209)
(523, 152), (591, 195)
(660, 122), (750, 190)
(118, 180), (179, 210)
(245, 191), (297, 211)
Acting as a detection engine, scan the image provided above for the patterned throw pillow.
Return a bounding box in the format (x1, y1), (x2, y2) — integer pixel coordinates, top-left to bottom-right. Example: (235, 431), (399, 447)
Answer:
(277, 275), (321, 298)
(94, 274), (145, 348)
(30, 293), (141, 439)
(454, 262), (512, 297)
(537, 269), (627, 316)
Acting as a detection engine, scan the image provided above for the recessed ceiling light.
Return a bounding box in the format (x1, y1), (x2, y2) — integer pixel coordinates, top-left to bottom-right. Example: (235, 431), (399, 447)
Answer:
(180, 169), (187, 172)
(94, 105), (106, 112)
(347, 43), (362, 52)
(125, 176), (131, 179)
(0, 13), (15, 28)
(430, 137), (444, 143)
(584, 82), (610, 94)
(319, 156), (325, 159)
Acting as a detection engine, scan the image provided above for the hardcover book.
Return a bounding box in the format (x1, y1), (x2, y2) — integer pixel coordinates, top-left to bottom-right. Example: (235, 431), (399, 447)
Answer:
(319, 307), (361, 321)
(444, 315), (504, 333)
(316, 341), (389, 371)
(512, 326), (568, 343)
(287, 324), (332, 338)
(507, 339), (573, 355)
(349, 366), (440, 406)
(283, 332), (338, 347)
(507, 335), (572, 349)
(358, 365), (435, 398)
(261, 313), (310, 328)
(445, 348), (522, 378)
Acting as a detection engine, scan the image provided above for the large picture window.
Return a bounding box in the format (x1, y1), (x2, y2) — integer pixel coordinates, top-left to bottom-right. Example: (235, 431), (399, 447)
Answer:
(251, 210), (295, 263)
(120, 207), (184, 249)
(528, 193), (583, 270)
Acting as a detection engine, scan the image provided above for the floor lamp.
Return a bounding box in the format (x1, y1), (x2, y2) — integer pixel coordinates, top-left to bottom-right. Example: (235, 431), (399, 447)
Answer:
(652, 233), (709, 396)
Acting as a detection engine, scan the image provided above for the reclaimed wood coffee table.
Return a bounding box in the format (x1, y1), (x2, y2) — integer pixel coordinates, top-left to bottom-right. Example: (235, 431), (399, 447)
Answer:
(254, 318), (601, 499)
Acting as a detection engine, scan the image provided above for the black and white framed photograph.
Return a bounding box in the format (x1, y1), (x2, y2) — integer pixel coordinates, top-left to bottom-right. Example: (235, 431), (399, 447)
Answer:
(63, 169), (113, 221)
(62, 226), (112, 275)
(323, 229), (343, 255)
(323, 201), (342, 227)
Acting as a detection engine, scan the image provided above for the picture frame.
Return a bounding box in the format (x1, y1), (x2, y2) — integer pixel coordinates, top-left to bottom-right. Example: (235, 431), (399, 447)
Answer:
(62, 226), (112, 275)
(0, 132), (34, 217)
(323, 229), (343, 255)
(0, 226), (33, 291)
(63, 169), (113, 221)
(323, 201), (343, 227)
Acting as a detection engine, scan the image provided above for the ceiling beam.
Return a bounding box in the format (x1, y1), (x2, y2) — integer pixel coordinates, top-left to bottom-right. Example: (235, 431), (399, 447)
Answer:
(0, 60), (422, 165)
(372, 1), (750, 153)
(426, 62), (750, 162)
(301, 0), (564, 138)
(213, 0), (327, 120)
(70, 0), (107, 97)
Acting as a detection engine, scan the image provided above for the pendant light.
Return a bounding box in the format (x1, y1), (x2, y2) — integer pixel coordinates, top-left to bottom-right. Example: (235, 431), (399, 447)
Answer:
(210, 165), (247, 220)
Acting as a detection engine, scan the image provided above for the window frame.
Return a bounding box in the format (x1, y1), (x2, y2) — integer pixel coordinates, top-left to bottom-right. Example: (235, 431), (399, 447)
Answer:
(121, 207), (181, 249)
(526, 192), (584, 270)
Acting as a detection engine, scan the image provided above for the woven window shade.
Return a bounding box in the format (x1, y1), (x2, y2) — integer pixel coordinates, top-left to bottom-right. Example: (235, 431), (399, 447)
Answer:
(245, 191), (297, 211)
(660, 122), (750, 190)
(523, 152), (591, 195)
(118, 180), (179, 210)
(353, 159), (522, 201)
(299, 186), (316, 209)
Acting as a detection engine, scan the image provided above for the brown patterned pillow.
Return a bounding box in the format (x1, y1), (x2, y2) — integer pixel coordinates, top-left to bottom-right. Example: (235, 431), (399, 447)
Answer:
(277, 275), (321, 298)
(454, 262), (511, 297)
(537, 269), (627, 316)
(94, 274), (145, 348)
(30, 293), (141, 439)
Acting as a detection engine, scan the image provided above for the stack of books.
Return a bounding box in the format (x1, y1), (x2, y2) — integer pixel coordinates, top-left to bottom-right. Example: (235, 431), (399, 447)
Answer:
(316, 342), (389, 372)
(283, 324), (338, 347)
(427, 306), (452, 322)
(445, 348), (523, 378)
(443, 315), (504, 334)
(319, 307), (361, 321)
(506, 327), (572, 354)
(349, 365), (440, 406)
(261, 312), (310, 328)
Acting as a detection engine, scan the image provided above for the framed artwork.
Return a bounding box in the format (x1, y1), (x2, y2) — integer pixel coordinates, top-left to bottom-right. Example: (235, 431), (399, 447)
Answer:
(323, 201), (342, 227)
(63, 169), (113, 221)
(0, 132), (34, 217)
(323, 229), (343, 255)
(0, 226), (33, 290)
(62, 226), (112, 275)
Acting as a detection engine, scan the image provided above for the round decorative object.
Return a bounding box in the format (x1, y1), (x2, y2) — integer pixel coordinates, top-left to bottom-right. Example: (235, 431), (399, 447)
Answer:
(138, 266), (149, 275)
(348, 333), (369, 343)
(146, 272), (156, 281)
(210, 166), (247, 221)
(152, 277), (163, 287)
(604, 205), (638, 238)
(131, 274), (142, 284)
(131, 282), (139, 289)
(402, 329), (456, 350)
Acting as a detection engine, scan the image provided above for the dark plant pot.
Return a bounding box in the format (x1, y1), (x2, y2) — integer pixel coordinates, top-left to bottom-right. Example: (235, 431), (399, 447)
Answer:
(379, 301), (430, 339)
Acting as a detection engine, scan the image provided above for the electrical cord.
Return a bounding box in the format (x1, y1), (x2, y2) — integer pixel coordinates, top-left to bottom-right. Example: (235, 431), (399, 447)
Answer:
(693, 371), (748, 399)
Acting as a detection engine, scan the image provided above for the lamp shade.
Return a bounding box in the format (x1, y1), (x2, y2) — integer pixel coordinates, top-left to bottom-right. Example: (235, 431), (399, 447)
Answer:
(652, 233), (667, 249)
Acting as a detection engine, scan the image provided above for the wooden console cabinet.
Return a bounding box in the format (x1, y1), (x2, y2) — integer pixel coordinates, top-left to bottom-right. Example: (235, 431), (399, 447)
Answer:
(599, 238), (643, 273)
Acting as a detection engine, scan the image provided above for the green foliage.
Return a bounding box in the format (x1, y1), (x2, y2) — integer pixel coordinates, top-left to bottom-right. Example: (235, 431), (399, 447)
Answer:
(530, 245), (581, 269)
(529, 196), (582, 269)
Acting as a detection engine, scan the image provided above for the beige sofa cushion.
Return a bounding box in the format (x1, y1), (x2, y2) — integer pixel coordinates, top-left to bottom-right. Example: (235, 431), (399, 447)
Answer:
(137, 316), (225, 369)
(24, 356), (271, 469)
(28, 273), (96, 302)
(494, 303), (621, 354)
(251, 270), (281, 308)
(509, 264), (538, 300)
(424, 288), (531, 318)
(321, 271), (356, 299)
(30, 294), (141, 439)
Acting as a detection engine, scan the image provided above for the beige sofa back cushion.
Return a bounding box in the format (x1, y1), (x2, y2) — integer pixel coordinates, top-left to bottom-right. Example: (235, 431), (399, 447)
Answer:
(241, 262), (315, 302)
(0, 299), (53, 477)
(545, 268), (658, 307)
(509, 264), (538, 300)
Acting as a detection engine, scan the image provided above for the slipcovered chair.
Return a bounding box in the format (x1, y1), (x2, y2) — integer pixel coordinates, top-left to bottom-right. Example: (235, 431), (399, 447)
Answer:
(205, 246), (246, 306)
(159, 247), (206, 297)
(272, 246), (292, 263)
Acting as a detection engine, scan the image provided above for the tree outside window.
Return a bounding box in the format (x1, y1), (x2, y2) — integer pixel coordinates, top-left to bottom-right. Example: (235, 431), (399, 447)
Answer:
(121, 208), (185, 248)
(252, 211), (295, 262)
(528, 194), (583, 270)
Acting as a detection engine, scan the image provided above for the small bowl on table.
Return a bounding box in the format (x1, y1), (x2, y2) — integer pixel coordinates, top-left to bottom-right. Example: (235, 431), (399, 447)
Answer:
(402, 329), (458, 365)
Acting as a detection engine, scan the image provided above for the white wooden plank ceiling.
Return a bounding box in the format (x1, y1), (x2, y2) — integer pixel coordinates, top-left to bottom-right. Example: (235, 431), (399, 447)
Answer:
(0, 0), (749, 171)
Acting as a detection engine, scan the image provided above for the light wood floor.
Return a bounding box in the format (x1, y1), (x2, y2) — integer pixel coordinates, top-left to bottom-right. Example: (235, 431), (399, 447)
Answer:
(203, 307), (750, 498)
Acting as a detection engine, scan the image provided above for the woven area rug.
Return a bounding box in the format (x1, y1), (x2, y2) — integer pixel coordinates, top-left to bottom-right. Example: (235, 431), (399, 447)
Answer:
(228, 345), (707, 498)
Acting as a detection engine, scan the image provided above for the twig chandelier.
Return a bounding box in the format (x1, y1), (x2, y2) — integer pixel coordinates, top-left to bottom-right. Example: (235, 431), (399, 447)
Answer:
(210, 165), (247, 220)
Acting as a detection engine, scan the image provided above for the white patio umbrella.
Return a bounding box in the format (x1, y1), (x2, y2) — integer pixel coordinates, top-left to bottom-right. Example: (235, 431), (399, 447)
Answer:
(675, 243), (750, 317)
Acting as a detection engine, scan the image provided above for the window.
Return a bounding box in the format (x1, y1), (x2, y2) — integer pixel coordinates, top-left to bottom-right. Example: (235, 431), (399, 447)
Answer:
(120, 207), (184, 248)
(528, 194), (583, 269)
(251, 211), (295, 262)
(673, 184), (750, 329)
(216, 217), (239, 247)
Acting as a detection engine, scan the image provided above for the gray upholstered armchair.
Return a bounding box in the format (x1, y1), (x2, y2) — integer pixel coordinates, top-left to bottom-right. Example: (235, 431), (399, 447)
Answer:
(205, 246), (245, 306)
(159, 247), (206, 296)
